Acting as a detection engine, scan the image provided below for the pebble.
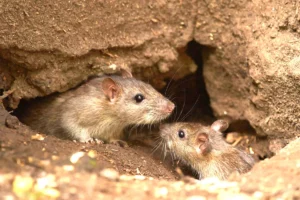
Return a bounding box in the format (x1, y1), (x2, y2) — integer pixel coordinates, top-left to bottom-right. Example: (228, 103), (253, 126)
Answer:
(99, 168), (119, 181)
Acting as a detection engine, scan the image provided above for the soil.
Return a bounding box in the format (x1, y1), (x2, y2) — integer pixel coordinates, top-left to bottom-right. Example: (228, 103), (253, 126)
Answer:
(3, 100), (299, 199)
(0, 106), (180, 175)
(0, 105), (178, 198)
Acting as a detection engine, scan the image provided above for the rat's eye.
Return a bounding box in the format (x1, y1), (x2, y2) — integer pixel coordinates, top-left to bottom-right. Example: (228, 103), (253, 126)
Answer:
(134, 94), (144, 103)
(178, 130), (185, 138)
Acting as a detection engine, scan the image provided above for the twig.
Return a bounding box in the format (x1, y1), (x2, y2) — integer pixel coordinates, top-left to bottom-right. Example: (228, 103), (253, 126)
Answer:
(0, 89), (15, 100)
(232, 136), (243, 147)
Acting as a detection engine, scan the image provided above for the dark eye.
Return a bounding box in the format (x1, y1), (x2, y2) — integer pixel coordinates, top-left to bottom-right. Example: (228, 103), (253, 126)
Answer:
(178, 130), (185, 138)
(134, 94), (144, 103)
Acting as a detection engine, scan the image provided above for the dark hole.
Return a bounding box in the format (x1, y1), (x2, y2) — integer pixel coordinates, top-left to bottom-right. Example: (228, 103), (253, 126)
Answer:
(162, 40), (214, 124)
(227, 120), (257, 135)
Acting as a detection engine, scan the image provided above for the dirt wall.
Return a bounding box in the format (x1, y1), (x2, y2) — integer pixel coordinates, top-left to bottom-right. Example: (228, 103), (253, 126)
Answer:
(194, 1), (300, 139)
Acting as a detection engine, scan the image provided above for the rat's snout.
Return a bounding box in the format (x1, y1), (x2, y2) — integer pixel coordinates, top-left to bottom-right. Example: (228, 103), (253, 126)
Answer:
(159, 126), (168, 139)
(159, 123), (166, 130)
(158, 124), (172, 139)
(164, 102), (175, 114)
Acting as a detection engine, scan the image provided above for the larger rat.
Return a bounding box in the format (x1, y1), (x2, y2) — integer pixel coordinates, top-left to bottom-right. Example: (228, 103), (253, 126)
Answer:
(159, 120), (255, 180)
(19, 69), (175, 145)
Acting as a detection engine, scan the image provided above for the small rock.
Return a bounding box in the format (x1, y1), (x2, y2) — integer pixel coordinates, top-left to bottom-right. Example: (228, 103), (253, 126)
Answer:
(154, 187), (168, 198)
(136, 168), (141, 175)
(158, 62), (170, 73)
(249, 147), (254, 155)
(5, 115), (20, 129)
(252, 191), (264, 198)
(31, 133), (45, 141)
(70, 152), (85, 164)
(151, 18), (158, 23)
(87, 150), (97, 158)
(134, 175), (146, 180)
(63, 165), (74, 172)
(108, 64), (117, 70)
(119, 175), (134, 181)
(99, 168), (119, 181)
(12, 175), (34, 198)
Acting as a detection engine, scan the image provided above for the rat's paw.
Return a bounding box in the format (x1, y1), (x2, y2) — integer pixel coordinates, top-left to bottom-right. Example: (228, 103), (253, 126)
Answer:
(109, 139), (129, 147)
(93, 138), (104, 144)
(77, 137), (104, 144)
(86, 138), (104, 145)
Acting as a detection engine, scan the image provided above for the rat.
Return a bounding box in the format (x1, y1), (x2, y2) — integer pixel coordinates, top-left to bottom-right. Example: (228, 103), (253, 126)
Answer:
(159, 120), (255, 180)
(18, 69), (175, 146)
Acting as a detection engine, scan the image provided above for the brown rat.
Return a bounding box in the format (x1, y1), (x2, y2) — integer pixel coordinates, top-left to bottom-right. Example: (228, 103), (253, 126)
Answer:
(159, 120), (255, 180)
(19, 69), (175, 145)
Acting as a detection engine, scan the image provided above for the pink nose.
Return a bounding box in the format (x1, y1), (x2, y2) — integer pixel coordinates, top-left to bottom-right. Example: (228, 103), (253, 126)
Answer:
(165, 102), (175, 113)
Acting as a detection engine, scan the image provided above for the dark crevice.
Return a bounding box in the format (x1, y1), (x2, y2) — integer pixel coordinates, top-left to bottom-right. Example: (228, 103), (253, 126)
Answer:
(227, 120), (257, 134)
(162, 40), (214, 123)
(186, 40), (215, 119)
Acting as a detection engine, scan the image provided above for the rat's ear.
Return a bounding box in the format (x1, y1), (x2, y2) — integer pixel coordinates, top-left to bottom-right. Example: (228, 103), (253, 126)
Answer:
(211, 120), (229, 132)
(120, 68), (133, 78)
(102, 78), (120, 102)
(195, 133), (211, 155)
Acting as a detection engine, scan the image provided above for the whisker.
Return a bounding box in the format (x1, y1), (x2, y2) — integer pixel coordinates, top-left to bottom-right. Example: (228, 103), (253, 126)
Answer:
(169, 150), (175, 165)
(181, 94), (201, 121)
(151, 140), (162, 155)
(166, 76), (195, 96)
(164, 66), (182, 96)
(176, 89), (186, 122)
(163, 143), (167, 161)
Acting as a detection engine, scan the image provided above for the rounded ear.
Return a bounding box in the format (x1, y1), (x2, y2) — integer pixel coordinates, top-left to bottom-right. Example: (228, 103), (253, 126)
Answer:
(195, 133), (211, 155)
(101, 78), (120, 102)
(211, 120), (229, 132)
(120, 68), (133, 78)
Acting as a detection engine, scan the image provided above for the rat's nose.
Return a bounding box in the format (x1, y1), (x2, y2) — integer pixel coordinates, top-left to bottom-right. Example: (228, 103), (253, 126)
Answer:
(165, 102), (175, 114)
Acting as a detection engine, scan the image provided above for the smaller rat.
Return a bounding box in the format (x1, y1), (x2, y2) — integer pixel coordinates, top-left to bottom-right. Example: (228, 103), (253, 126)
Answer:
(159, 120), (255, 180)
(19, 69), (175, 146)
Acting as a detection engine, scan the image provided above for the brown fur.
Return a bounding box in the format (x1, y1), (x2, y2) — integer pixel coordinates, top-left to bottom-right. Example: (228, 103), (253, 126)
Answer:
(19, 75), (174, 143)
(160, 121), (255, 180)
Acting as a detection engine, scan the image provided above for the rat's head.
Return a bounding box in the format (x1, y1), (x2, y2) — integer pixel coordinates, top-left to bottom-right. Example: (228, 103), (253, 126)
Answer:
(101, 70), (174, 125)
(159, 120), (229, 161)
